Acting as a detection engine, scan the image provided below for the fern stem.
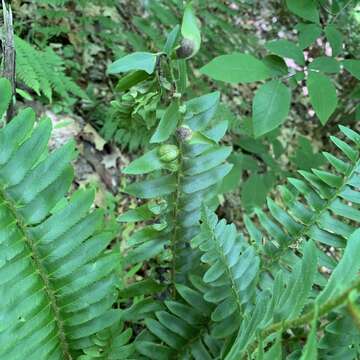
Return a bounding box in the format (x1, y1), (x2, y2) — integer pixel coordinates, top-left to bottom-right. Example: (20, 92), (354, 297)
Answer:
(245, 277), (360, 358)
(170, 141), (183, 296)
(0, 190), (72, 359)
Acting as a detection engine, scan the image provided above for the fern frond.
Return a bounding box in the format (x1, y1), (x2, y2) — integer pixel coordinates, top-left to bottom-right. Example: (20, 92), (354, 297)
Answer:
(189, 126), (360, 358)
(122, 92), (232, 285)
(0, 105), (119, 358)
(135, 280), (222, 359)
(319, 310), (360, 359)
(244, 125), (360, 287)
(78, 321), (135, 360)
(15, 36), (87, 102)
(191, 206), (260, 338)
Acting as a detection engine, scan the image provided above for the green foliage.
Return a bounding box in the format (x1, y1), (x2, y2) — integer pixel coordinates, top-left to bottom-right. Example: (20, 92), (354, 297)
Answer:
(201, 1), (360, 134)
(4, 1), (360, 359)
(15, 36), (87, 102)
(0, 78), (12, 119)
(200, 53), (271, 84)
(101, 77), (160, 151)
(0, 103), (120, 357)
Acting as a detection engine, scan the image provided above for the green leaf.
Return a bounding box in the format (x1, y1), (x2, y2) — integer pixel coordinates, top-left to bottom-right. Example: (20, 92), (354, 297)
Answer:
(342, 59), (360, 80)
(118, 279), (165, 298)
(107, 52), (158, 75)
(265, 40), (305, 66)
(286, 0), (319, 23)
(200, 53), (271, 84)
(188, 130), (217, 145)
(0, 78), (12, 119)
(184, 91), (220, 131)
(252, 80), (291, 137)
(275, 239), (317, 320)
(325, 25), (343, 56)
(309, 56), (340, 74)
(123, 149), (164, 175)
(317, 229), (360, 304)
(150, 102), (180, 143)
(263, 55), (288, 76)
(307, 72), (337, 125)
(241, 173), (276, 211)
(163, 25), (180, 55)
(264, 333), (282, 359)
(115, 71), (150, 92)
(125, 174), (177, 199)
(181, 3), (201, 58)
(291, 136), (325, 171)
(300, 306), (318, 360)
(296, 23), (322, 49)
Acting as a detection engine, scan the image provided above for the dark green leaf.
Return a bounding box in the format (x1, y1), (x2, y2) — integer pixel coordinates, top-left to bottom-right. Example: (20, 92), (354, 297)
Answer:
(286, 0), (319, 23)
(252, 80), (291, 137)
(151, 102), (180, 143)
(325, 25), (343, 56)
(309, 56), (340, 74)
(163, 25), (180, 55)
(263, 55), (288, 76)
(296, 23), (322, 49)
(307, 72), (337, 125)
(185, 92), (220, 131)
(317, 229), (360, 304)
(115, 71), (150, 92)
(342, 59), (360, 80)
(123, 149), (164, 175)
(265, 40), (305, 66)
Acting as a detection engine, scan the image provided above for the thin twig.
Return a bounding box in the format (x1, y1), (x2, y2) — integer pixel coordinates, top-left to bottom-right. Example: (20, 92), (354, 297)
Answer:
(1, 0), (15, 122)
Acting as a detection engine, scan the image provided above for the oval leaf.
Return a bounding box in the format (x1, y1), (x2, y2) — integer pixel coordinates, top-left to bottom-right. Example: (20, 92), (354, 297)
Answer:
(181, 4), (201, 58)
(200, 53), (271, 84)
(309, 56), (340, 74)
(342, 59), (360, 80)
(325, 25), (343, 57)
(108, 52), (158, 75)
(296, 23), (322, 49)
(286, 0), (319, 23)
(265, 40), (305, 66)
(307, 72), (337, 125)
(123, 149), (163, 175)
(252, 80), (291, 138)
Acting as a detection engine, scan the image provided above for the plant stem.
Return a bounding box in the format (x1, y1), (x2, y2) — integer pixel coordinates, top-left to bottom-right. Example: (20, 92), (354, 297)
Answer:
(245, 277), (360, 357)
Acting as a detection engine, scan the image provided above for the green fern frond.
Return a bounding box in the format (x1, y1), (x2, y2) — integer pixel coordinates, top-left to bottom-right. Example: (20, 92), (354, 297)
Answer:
(244, 125), (360, 288)
(121, 92), (232, 285)
(78, 321), (135, 360)
(191, 206), (260, 339)
(0, 105), (119, 359)
(15, 36), (87, 102)
(101, 79), (160, 151)
(319, 310), (360, 359)
(135, 280), (222, 359)
(189, 126), (360, 359)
